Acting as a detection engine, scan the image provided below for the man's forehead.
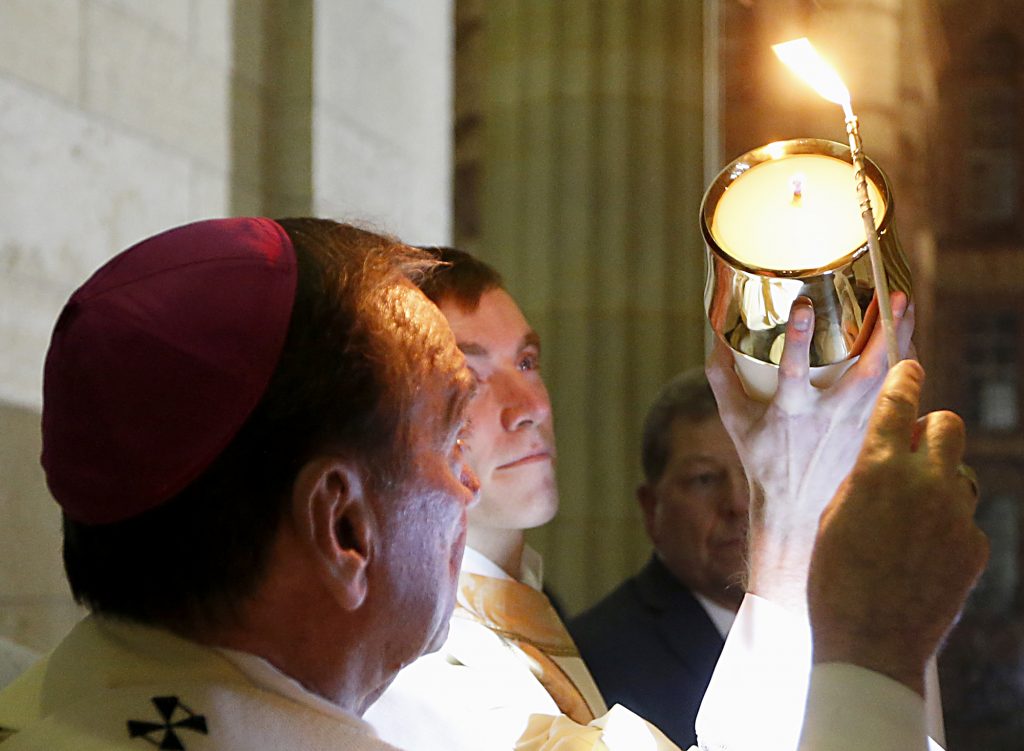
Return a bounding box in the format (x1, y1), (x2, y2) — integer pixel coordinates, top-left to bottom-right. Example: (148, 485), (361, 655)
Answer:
(439, 291), (542, 361)
(667, 415), (740, 462)
(439, 288), (533, 339)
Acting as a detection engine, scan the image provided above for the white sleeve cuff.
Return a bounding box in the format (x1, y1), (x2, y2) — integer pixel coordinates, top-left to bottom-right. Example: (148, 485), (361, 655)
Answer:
(695, 593), (811, 751)
(799, 662), (930, 751)
(695, 594), (943, 751)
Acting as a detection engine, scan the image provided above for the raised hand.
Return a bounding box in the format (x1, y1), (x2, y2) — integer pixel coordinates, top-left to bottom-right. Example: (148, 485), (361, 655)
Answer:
(706, 292), (913, 610)
(806, 359), (988, 696)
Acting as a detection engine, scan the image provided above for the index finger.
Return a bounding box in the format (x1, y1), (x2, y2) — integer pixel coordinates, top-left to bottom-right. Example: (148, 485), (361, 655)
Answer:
(864, 359), (925, 453)
(858, 292), (910, 372)
(832, 292), (909, 405)
(773, 298), (814, 412)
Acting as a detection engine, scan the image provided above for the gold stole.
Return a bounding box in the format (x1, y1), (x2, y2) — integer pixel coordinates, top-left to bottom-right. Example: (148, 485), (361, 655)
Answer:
(455, 572), (598, 725)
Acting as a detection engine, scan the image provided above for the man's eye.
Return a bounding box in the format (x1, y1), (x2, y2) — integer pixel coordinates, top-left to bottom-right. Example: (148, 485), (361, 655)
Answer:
(518, 354), (540, 372)
(686, 471), (723, 488)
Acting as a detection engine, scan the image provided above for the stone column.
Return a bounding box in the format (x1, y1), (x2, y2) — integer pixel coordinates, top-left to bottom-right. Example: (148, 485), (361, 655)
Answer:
(311, 0), (454, 243)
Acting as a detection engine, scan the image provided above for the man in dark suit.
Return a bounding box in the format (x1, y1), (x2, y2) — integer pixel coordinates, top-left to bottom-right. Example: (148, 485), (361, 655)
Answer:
(569, 369), (748, 748)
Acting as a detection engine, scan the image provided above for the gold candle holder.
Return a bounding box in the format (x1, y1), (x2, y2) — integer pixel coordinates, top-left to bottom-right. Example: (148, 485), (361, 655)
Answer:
(700, 138), (912, 401)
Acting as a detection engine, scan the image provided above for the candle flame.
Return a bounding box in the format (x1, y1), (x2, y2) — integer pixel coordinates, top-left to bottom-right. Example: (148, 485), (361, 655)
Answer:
(772, 38), (851, 112)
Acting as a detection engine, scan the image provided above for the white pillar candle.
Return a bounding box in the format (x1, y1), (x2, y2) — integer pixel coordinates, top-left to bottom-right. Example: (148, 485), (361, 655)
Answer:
(710, 153), (886, 271)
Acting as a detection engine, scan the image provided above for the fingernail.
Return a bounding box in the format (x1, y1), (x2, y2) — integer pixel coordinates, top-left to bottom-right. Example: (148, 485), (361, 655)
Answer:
(892, 294), (907, 318)
(792, 305), (812, 332)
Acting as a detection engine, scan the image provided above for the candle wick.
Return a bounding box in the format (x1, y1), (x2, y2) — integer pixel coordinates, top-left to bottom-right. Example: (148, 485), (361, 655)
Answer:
(790, 175), (804, 206)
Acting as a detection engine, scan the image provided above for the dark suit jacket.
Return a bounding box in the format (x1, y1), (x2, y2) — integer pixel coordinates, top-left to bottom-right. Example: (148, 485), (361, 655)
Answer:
(568, 556), (725, 749)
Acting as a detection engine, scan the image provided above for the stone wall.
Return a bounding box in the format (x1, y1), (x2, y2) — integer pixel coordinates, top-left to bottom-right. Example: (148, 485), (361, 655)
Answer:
(0, 0), (453, 651)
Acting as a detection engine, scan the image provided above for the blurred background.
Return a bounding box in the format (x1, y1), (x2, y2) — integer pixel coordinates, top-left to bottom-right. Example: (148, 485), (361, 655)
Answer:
(0, 1), (1021, 746)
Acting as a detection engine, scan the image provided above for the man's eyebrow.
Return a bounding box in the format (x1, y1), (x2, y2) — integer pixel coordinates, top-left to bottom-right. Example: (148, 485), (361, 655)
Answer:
(679, 454), (722, 463)
(457, 341), (488, 357)
(456, 331), (541, 357)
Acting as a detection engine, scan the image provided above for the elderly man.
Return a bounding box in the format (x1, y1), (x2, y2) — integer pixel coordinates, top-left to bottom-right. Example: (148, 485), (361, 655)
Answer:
(0, 218), (478, 749)
(570, 369), (748, 748)
(367, 248), (986, 751)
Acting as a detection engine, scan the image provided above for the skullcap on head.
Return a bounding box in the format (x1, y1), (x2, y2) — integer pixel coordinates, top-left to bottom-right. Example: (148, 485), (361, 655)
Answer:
(41, 217), (297, 525)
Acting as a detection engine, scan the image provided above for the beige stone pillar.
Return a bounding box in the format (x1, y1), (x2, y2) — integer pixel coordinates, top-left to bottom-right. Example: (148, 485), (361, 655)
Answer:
(311, 0), (455, 242)
(462, 1), (708, 612)
(230, 0), (314, 217)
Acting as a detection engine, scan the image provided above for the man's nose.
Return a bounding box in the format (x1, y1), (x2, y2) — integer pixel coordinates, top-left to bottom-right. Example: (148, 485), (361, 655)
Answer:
(497, 374), (551, 431)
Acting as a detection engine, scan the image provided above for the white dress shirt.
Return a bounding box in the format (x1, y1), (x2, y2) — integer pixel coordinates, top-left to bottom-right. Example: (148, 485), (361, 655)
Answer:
(695, 593), (942, 751)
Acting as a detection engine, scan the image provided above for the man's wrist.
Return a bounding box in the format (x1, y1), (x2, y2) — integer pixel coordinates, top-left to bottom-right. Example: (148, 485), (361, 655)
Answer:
(747, 543), (811, 613)
(811, 628), (927, 697)
(745, 477), (823, 612)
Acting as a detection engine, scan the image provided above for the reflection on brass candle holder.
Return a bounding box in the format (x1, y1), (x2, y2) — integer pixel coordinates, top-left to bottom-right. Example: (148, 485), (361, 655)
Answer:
(700, 139), (912, 400)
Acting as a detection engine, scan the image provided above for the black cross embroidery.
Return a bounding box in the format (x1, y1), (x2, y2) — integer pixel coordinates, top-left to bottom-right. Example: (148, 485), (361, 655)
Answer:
(127, 696), (208, 750)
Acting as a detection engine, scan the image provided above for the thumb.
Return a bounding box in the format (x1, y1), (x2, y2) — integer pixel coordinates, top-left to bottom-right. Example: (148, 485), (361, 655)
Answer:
(863, 360), (925, 456)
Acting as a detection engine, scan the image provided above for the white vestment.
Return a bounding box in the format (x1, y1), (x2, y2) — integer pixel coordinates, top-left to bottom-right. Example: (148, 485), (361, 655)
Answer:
(367, 547), (676, 750)
(0, 615), (401, 751)
(369, 549), (935, 751)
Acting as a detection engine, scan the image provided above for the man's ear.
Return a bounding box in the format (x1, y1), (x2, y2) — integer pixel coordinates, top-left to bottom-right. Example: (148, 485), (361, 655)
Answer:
(291, 457), (373, 611)
(637, 483), (658, 542)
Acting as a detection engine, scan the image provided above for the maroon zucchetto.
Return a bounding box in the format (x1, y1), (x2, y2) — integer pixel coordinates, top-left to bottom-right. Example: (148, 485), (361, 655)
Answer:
(41, 217), (297, 525)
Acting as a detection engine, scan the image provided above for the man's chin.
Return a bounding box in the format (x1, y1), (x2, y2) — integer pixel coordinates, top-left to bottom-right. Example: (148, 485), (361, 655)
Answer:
(498, 471), (558, 511)
(423, 617), (452, 655)
(531, 499), (559, 528)
(508, 491), (559, 530)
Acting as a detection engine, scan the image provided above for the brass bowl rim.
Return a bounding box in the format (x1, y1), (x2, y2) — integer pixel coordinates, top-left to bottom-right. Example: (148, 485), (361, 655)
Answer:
(700, 138), (896, 279)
